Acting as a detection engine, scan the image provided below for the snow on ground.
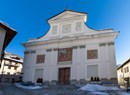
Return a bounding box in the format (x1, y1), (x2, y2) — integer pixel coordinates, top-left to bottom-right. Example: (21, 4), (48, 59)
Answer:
(80, 84), (119, 92)
(89, 91), (108, 95)
(119, 92), (130, 95)
(15, 83), (43, 89)
(79, 84), (130, 95)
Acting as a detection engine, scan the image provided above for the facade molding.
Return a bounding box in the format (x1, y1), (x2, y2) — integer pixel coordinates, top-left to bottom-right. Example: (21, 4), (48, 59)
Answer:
(99, 43), (106, 47)
(107, 42), (114, 46)
(46, 49), (52, 52)
(72, 46), (78, 49)
(79, 45), (86, 48)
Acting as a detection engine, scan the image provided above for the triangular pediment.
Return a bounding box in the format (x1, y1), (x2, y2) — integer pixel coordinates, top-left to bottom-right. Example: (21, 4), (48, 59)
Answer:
(48, 10), (86, 21)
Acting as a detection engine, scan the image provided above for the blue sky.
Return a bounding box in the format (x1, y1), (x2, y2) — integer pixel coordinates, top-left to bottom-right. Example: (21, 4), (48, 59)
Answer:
(0, 0), (130, 65)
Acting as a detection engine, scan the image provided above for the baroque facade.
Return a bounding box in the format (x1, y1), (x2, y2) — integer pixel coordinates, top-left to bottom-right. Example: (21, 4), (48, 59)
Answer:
(23, 9), (118, 84)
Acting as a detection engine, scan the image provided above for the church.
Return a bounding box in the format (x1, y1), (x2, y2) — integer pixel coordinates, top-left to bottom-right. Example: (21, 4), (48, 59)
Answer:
(22, 9), (118, 84)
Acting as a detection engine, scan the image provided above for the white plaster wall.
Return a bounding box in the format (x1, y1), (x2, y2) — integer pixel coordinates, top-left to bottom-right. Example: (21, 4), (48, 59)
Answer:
(71, 48), (77, 80)
(49, 50), (58, 81)
(108, 45), (117, 78)
(99, 45), (108, 79)
(123, 62), (130, 78)
(23, 36), (117, 82)
(23, 53), (36, 82)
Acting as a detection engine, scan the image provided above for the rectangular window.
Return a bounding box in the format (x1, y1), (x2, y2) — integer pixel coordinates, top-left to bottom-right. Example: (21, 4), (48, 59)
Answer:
(7, 72), (10, 75)
(14, 67), (17, 70)
(36, 55), (45, 63)
(52, 26), (57, 34)
(121, 68), (123, 72)
(87, 49), (98, 59)
(126, 66), (129, 73)
(127, 66), (129, 72)
(62, 24), (71, 33)
(58, 48), (72, 62)
(124, 68), (126, 73)
(8, 66), (11, 69)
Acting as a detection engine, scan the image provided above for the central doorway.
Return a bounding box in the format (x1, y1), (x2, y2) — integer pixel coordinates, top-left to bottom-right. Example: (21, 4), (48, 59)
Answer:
(59, 67), (70, 84)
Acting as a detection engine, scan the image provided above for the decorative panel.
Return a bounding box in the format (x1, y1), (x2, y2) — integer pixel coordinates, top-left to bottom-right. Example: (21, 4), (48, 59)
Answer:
(52, 26), (57, 34)
(76, 22), (81, 31)
(58, 48), (72, 62)
(62, 24), (71, 33)
(36, 55), (45, 63)
(87, 49), (98, 59)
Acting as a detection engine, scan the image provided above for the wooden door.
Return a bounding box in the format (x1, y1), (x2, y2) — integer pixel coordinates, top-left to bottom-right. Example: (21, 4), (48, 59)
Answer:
(59, 68), (70, 84)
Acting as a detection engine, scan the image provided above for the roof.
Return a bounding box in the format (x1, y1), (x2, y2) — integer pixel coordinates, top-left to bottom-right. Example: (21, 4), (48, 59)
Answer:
(117, 58), (130, 70)
(0, 21), (17, 60)
(3, 51), (23, 64)
(4, 57), (23, 64)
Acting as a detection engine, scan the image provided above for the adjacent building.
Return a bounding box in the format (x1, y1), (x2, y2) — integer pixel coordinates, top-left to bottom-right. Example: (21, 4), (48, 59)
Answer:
(0, 52), (23, 82)
(0, 21), (17, 62)
(22, 9), (118, 84)
(117, 58), (130, 85)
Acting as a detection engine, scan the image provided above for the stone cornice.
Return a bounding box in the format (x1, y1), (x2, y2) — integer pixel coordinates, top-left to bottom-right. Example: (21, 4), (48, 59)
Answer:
(23, 32), (118, 47)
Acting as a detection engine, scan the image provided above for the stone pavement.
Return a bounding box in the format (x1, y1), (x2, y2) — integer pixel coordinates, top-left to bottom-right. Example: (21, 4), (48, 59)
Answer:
(0, 83), (129, 95)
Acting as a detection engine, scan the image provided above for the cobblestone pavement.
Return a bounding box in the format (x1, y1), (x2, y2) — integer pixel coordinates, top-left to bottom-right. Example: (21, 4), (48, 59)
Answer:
(0, 83), (129, 95)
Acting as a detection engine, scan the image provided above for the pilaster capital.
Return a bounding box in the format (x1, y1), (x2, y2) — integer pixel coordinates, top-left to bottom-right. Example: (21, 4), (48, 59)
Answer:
(99, 43), (106, 47)
(46, 49), (52, 52)
(79, 45), (86, 48)
(107, 42), (114, 46)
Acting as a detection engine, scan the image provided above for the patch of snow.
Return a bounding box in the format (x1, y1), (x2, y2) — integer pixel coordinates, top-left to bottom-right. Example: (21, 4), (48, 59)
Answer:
(89, 92), (108, 95)
(15, 83), (42, 90)
(119, 92), (130, 95)
(80, 84), (120, 92)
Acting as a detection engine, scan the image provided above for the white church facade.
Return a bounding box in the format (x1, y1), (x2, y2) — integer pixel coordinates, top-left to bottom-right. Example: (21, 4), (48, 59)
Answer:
(22, 9), (118, 84)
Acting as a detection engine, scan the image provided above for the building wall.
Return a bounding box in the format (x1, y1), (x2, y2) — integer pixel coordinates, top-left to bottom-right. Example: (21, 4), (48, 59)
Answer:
(0, 27), (6, 59)
(0, 52), (23, 82)
(0, 60), (22, 75)
(23, 38), (117, 83)
(117, 61), (130, 85)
